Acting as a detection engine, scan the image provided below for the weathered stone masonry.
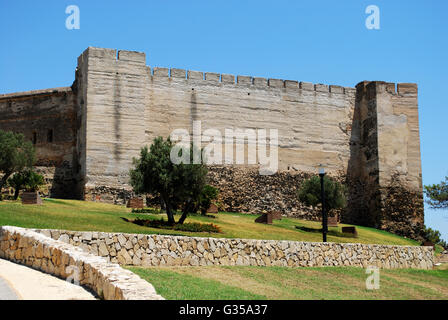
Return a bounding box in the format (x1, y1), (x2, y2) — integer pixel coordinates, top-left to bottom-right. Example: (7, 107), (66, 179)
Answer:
(0, 87), (79, 198)
(31, 228), (434, 270)
(0, 47), (424, 238)
(0, 226), (433, 301)
(0, 226), (164, 300)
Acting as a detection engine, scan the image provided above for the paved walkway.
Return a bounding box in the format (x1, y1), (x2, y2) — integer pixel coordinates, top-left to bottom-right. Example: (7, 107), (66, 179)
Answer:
(0, 276), (20, 300)
(0, 258), (96, 300)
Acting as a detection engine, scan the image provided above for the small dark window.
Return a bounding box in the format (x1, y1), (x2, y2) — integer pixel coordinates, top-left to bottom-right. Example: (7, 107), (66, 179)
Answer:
(32, 132), (37, 145)
(47, 129), (53, 143)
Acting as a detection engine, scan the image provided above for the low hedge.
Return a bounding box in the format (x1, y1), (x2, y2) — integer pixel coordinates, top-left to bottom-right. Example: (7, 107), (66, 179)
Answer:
(131, 208), (163, 214)
(124, 217), (221, 233)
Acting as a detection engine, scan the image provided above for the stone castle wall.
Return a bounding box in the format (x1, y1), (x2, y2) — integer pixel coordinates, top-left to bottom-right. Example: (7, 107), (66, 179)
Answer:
(0, 87), (80, 198)
(145, 65), (356, 173)
(345, 82), (423, 238)
(0, 47), (424, 238)
(72, 47), (357, 192)
(32, 228), (434, 270)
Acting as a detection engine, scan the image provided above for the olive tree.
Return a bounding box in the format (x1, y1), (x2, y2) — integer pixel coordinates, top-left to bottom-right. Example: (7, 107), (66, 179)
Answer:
(0, 130), (35, 200)
(129, 136), (207, 224)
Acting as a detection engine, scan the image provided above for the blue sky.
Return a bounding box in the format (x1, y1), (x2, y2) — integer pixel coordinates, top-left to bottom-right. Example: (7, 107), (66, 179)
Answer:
(1, 1), (447, 240)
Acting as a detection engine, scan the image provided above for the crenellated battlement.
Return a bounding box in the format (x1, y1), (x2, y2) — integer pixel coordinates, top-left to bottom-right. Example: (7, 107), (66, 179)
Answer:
(149, 65), (356, 95)
(355, 80), (418, 98)
(78, 47), (146, 65)
(79, 47), (358, 95)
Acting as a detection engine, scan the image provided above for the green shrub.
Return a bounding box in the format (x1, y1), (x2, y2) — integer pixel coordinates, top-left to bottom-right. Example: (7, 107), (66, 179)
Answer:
(126, 217), (221, 233)
(7, 169), (44, 199)
(23, 170), (44, 192)
(298, 176), (346, 213)
(422, 226), (442, 244)
(131, 208), (163, 214)
(7, 171), (29, 200)
(199, 185), (219, 215)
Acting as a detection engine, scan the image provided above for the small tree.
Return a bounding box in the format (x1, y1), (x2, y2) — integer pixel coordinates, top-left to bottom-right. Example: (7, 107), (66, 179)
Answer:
(0, 130), (35, 200)
(424, 176), (448, 209)
(7, 170), (29, 200)
(422, 226), (441, 244)
(129, 136), (207, 224)
(175, 156), (208, 224)
(298, 176), (346, 214)
(7, 170), (45, 200)
(199, 185), (219, 215)
(23, 170), (45, 192)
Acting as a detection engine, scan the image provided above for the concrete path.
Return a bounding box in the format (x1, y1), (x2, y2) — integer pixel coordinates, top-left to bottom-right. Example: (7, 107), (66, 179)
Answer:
(0, 258), (96, 300)
(0, 276), (20, 300)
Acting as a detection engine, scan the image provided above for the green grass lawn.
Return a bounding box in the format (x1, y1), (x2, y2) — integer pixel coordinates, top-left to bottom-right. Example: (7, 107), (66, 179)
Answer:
(0, 198), (419, 245)
(127, 265), (448, 300)
(1, 198), (443, 300)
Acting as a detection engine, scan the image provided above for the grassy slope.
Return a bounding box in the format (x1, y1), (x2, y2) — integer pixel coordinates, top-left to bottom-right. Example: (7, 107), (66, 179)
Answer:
(0, 198), (418, 245)
(2, 198), (443, 300)
(127, 265), (448, 300)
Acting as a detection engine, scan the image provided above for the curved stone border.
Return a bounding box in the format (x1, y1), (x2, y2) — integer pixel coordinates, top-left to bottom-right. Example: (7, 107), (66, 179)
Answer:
(0, 226), (164, 300)
(34, 228), (433, 270)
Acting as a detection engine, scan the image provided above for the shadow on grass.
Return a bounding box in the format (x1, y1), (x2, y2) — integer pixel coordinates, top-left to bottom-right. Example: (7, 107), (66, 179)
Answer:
(42, 198), (78, 206)
(295, 225), (357, 238)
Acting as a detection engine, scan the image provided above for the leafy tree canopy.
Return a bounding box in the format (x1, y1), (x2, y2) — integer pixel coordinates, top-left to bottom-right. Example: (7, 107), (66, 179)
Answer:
(0, 130), (35, 199)
(7, 169), (45, 199)
(199, 185), (219, 215)
(298, 175), (346, 213)
(129, 136), (207, 224)
(422, 226), (441, 244)
(424, 176), (448, 209)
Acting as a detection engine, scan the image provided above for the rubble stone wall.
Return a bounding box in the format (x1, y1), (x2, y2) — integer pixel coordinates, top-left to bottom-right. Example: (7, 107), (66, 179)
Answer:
(0, 226), (164, 300)
(34, 228), (434, 270)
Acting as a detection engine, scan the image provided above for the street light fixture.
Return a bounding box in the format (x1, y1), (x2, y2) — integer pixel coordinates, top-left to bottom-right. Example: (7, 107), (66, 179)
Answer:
(318, 164), (327, 243)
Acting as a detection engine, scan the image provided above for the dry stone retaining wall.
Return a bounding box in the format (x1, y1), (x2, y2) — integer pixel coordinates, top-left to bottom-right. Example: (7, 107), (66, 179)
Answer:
(0, 226), (164, 300)
(34, 228), (434, 270)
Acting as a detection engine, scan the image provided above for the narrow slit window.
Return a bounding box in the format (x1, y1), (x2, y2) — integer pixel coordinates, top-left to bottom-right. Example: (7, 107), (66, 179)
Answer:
(47, 129), (53, 143)
(32, 132), (37, 145)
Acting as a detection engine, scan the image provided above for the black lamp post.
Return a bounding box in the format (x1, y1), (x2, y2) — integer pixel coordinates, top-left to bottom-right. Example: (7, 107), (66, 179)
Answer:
(319, 164), (327, 242)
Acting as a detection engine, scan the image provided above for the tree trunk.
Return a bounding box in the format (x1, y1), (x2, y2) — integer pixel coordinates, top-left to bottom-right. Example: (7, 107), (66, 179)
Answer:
(0, 171), (12, 201)
(13, 187), (20, 200)
(178, 205), (189, 225)
(178, 199), (196, 224)
(163, 196), (175, 225)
